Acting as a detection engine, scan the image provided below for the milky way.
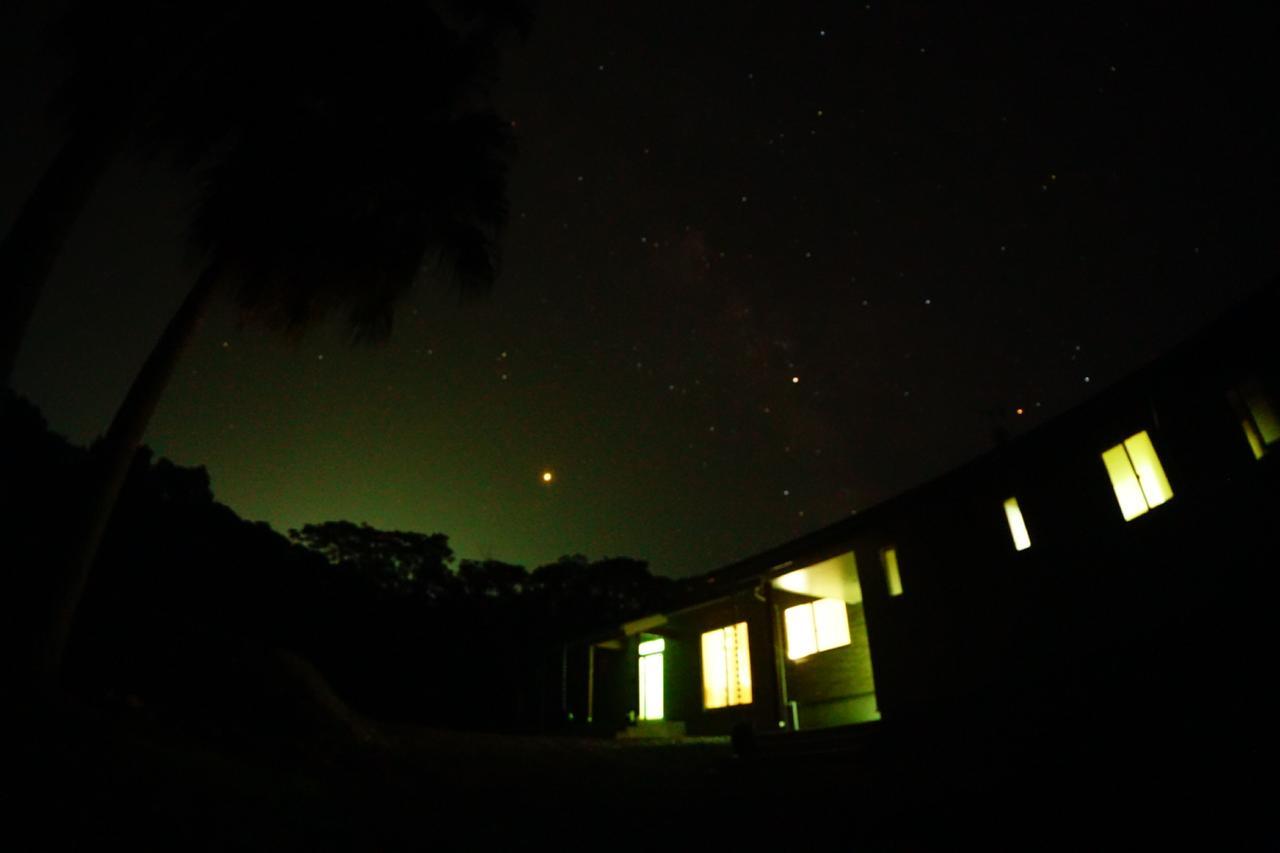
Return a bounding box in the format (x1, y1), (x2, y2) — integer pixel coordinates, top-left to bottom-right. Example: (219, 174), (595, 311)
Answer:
(4, 1), (1278, 576)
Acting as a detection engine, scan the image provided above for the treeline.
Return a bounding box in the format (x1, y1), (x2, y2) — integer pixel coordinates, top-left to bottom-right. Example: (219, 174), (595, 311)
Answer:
(1, 389), (680, 735)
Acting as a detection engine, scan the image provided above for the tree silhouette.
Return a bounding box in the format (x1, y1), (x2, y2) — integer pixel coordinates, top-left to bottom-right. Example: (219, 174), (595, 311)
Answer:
(38, 4), (524, 685)
(1, 1), (238, 384)
(459, 559), (529, 599)
(525, 555), (676, 638)
(10, 389), (681, 730)
(0, 0), (533, 383)
(290, 522), (459, 602)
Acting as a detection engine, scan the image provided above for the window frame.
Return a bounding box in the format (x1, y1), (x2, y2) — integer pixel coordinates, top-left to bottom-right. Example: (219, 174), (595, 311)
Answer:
(1228, 377), (1280, 460)
(783, 598), (852, 660)
(700, 622), (753, 709)
(1100, 430), (1174, 521)
(1003, 496), (1032, 551)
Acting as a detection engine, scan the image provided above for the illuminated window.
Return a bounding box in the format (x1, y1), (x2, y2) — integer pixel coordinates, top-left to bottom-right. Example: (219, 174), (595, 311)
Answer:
(1003, 496), (1032, 551)
(1101, 430), (1173, 521)
(638, 637), (664, 720)
(701, 622), (752, 709)
(784, 598), (851, 660)
(1228, 378), (1280, 460)
(881, 546), (903, 596)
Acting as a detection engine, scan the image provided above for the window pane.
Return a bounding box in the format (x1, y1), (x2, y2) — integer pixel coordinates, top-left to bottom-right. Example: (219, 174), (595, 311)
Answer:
(1003, 496), (1032, 551)
(702, 623), (752, 707)
(1102, 443), (1149, 520)
(813, 598), (852, 651)
(638, 637), (665, 656)
(701, 629), (728, 709)
(1123, 431), (1173, 510)
(784, 603), (818, 660)
(882, 547), (904, 596)
(1240, 413), (1266, 460)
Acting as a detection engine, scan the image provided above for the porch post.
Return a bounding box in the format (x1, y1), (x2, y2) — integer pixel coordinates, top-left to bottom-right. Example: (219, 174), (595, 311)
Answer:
(586, 643), (596, 724)
(763, 581), (791, 730)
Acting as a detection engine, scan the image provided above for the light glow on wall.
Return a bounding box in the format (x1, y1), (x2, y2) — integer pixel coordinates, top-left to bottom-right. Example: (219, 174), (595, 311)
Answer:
(784, 598), (852, 659)
(1101, 430), (1173, 521)
(1003, 496), (1032, 551)
(1249, 391), (1280, 445)
(771, 552), (862, 603)
(1229, 379), (1280, 459)
(701, 622), (752, 709)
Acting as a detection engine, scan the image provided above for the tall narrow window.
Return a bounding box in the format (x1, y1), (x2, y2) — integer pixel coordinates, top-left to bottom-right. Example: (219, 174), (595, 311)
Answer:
(1003, 496), (1032, 551)
(1228, 378), (1280, 460)
(1101, 430), (1173, 521)
(881, 546), (903, 597)
(783, 598), (852, 660)
(637, 637), (664, 720)
(701, 622), (752, 708)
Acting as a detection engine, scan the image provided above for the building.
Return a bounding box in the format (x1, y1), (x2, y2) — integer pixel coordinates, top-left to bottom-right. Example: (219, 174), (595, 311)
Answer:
(559, 281), (1280, 747)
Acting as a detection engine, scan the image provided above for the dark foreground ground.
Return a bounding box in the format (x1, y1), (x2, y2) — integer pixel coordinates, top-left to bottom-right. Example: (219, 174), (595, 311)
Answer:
(7, 692), (1273, 852)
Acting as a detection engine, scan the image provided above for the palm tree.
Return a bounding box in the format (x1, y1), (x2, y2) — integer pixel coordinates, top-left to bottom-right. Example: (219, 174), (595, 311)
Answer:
(1, 0), (532, 385)
(38, 2), (523, 684)
(0, 1), (234, 385)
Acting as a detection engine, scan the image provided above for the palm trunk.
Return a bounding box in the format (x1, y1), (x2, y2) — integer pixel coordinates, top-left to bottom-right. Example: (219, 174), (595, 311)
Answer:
(40, 266), (221, 688)
(0, 10), (241, 389)
(0, 109), (132, 387)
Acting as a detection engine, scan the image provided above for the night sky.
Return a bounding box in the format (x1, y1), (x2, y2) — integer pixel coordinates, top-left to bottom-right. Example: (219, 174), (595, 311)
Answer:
(4, 2), (1279, 577)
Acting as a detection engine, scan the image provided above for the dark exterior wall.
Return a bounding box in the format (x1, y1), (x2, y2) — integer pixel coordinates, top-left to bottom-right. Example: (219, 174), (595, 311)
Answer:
(657, 588), (782, 735)
(560, 285), (1280, 739)
(826, 296), (1280, 727)
(593, 644), (630, 728)
(856, 336), (1280, 726)
(774, 589), (878, 729)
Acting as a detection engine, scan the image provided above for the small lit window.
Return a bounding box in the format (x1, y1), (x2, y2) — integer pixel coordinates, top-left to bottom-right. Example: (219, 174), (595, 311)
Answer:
(1101, 430), (1173, 521)
(784, 598), (852, 659)
(1003, 496), (1032, 551)
(881, 546), (903, 597)
(701, 622), (752, 709)
(638, 637), (664, 720)
(1228, 378), (1280, 460)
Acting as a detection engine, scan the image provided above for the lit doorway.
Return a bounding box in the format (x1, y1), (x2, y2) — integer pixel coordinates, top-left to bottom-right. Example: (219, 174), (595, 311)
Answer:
(638, 637), (665, 720)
